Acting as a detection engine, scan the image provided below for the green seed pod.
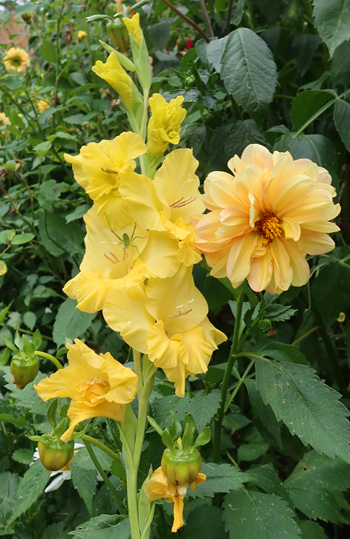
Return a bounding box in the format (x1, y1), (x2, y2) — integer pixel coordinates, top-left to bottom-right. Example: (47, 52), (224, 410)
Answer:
(107, 20), (130, 54)
(10, 355), (39, 389)
(38, 436), (74, 471)
(161, 447), (201, 494)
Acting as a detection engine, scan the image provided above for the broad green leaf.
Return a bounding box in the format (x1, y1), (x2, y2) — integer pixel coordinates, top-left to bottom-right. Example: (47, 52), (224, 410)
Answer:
(334, 99), (350, 152)
(11, 233), (35, 245)
(0, 413), (26, 427)
(38, 180), (68, 210)
(237, 443), (269, 462)
(40, 41), (56, 63)
(34, 141), (52, 153)
(9, 460), (50, 524)
(223, 488), (301, 539)
(193, 463), (244, 498)
(182, 505), (226, 538)
(71, 465), (98, 516)
(313, 0), (350, 56)
(0, 472), (19, 535)
(298, 520), (328, 539)
(245, 379), (283, 449)
(23, 311), (37, 331)
(243, 464), (292, 504)
(69, 515), (130, 538)
(152, 390), (221, 433)
(206, 36), (229, 72)
(290, 90), (334, 130)
(53, 298), (96, 346)
(12, 449), (34, 465)
(221, 28), (278, 114)
(0, 230), (15, 244)
(255, 359), (350, 462)
(284, 450), (350, 522)
(258, 340), (309, 365)
(65, 204), (90, 223)
(38, 211), (84, 258)
(70, 445), (113, 472)
(331, 41), (350, 87)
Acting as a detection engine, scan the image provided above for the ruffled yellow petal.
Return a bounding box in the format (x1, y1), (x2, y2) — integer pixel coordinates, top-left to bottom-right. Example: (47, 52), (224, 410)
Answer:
(92, 53), (133, 107)
(172, 496), (184, 533)
(147, 94), (186, 154)
(122, 13), (142, 45)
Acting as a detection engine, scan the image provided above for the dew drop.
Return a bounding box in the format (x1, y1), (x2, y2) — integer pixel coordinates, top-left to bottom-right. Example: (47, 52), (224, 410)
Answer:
(127, 320), (132, 325)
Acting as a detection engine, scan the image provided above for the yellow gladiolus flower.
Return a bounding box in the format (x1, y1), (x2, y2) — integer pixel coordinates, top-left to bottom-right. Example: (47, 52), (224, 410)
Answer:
(145, 466), (206, 532)
(64, 132), (146, 228)
(103, 266), (227, 397)
(92, 52), (142, 112)
(77, 30), (87, 41)
(63, 205), (149, 313)
(37, 100), (49, 114)
(195, 144), (340, 294)
(34, 339), (138, 441)
(3, 47), (30, 73)
(122, 12), (142, 46)
(147, 94), (186, 154)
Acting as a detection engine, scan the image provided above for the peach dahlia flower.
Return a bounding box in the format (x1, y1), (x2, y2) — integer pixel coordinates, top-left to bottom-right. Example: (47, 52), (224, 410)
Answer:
(195, 144), (340, 294)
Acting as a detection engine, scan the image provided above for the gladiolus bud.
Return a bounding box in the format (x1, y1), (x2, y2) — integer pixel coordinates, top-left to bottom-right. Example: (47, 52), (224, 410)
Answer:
(161, 447), (201, 495)
(107, 20), (130, 54)
(10, 355), (39, 389)
(38, 436), (74, 471)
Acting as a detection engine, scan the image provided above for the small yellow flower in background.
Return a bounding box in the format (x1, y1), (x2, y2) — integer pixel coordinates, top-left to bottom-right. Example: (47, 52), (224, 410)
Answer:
(3, 47), (30, 73)
(145, 466), (206, 532)
(35, 339), (138, 441)
(122, 12), (142, 46)
(0, 112), (10, 136)
(64, 131), (146, 228)
(103, 266), (227, 397)
(37, 100), (49, 114)
(195, 144), (341, 294)
(77, 30), (87, 41)
(92, 52), (142, 112)
(147, 94), (186, 154)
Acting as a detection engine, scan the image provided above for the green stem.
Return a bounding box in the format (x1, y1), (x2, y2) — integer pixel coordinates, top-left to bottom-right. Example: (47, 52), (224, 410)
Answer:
(81, 434), (121, 461)
(213, 288), (245, 462)
(133, 361), (156, 470)
(293, 89), (350, 138)
(34, 351), (63, 370)
(292, 325), (319, 346)
(224, 359), (255, 413)
(83, 439), (124, 505)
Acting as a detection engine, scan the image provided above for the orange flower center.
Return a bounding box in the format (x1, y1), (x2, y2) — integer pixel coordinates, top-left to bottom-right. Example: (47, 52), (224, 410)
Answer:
(78, 377), (110, 402)
(255, 213), (283, 242)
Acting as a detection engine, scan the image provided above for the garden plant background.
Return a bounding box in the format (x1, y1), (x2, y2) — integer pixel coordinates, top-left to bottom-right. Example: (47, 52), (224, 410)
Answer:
(1, 0), (350, 537)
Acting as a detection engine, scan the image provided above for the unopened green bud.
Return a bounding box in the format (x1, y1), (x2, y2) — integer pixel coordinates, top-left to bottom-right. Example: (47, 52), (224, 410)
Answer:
(38, 435), (74, 471)
(10, 354), (39, 389)
(161, 447), (201, 495)
(107, 20), (130, 54)
(258, 319), (272, 333)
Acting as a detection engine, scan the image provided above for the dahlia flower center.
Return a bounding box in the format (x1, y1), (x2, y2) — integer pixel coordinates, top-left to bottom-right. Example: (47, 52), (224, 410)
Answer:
(255, 213), (283, 242)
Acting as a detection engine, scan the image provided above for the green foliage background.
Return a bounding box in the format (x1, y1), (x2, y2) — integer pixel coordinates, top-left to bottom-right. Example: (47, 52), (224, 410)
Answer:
(0, 0), (350, 537)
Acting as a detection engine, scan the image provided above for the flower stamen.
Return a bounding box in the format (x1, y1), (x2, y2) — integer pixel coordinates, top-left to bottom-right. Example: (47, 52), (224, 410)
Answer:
(255, 213), (283, 242)
(168, 308), (192, 319)
(170, 196), (196, 208)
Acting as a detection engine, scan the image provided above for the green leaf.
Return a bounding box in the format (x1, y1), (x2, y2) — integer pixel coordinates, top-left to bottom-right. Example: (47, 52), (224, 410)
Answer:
(69, 515), (130, 538)
(298, 520), (328, 539)
(206, 36), (229, 72)
(1, 334), (17, 352)
(313, 0), (350, 56)
(221, 28), (278, 114)
(71, 464), (98, 516)
(255, 359), (350, 462)
(334, 99), (350, 152)
(65, 204), (90, 223)
(9, 460), (50, 524)
(34, 141), (52, 154)
(331, 41), (350, 87)
(284, 450), (350, 522)
(40, 40), (56, 63)
(0, 471), (19, 535)
(38, 180), (67, 210)
(193, 463), (244, 498)
(11, 233), (35, 245)
(243, 464), (292, 503)
(237, 443), (269, 462)
(12, 449), (34, 465)
(152, 390), (221, 433)
(0, 260), (7, 276)
(23, 311), (37, 331)
(258, 340), (309, 365)
(38, 211), (84, 258)
(0, 413), (26, 427)
(182, 505), (226, 539)
(223, 488), (301, 539)
(290, 90), (334, 131)
(53, 298), (96, 346)
(0, 230), (15, 244)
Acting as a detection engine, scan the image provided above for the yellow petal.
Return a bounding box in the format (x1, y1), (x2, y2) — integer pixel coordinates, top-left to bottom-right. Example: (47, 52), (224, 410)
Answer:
(172, 495), (184, 533)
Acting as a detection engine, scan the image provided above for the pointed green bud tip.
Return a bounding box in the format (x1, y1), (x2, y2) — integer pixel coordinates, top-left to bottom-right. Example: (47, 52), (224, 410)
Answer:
(161, 447), (201, 492)
(38, 435), (74, 471)
(10, 354), (39, 389)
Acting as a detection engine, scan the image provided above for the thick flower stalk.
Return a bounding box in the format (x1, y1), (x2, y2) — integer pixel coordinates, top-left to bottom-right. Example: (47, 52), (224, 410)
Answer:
(103, 266), (227, 397)
(147, 93), (186, 155)
(3, 47), (30, 73)
(35, 339), (138, 440)
(145, 466), (206, 532)
(195, 144), (340, 294)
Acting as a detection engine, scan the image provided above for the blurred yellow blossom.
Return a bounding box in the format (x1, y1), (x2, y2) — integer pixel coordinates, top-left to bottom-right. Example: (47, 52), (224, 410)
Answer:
(147, 94), (186, 154)
(195, 144), (340, 294)
(37, 100), (49, 114)
(35, 339), (138, 441)
(0, 112), (10, 136)
(4, 47), (30, 73)
(77, 30), (87, 41)
(123, 12), (142, 46)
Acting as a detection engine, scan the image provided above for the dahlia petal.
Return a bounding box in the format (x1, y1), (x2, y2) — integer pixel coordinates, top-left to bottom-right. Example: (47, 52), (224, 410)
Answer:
(226, 234), (258, 286)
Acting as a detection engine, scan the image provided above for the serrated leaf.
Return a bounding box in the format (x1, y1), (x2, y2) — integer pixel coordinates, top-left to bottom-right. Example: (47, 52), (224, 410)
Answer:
(298, 520), (328, 539)
(0, 471), (19, 533)
(53, 298), (96, 346)
(182, 505), (226, 538)
(12, 449), (34, 465)
(237, 443), (269, 462)
(72, 446), (113, 472)
(334, 99), (350, 152)
(152, 390), (221, 433)
(284, 450), (350, 522)
(9, 460), (50, 524)
(245, 379), (283, 449)
(265, 303), (297, 322)
(313, 0), (350, 56)
(255, 359), (350, 462)
(71, 464), (98, 516)
(243, 464), (292, 504)
(193, 463), (244, 498)
(258, 340), (309, 365)
(221, 28), (277, 114)
(69, 515), (130, 538)
(223, 488), (301, 539)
